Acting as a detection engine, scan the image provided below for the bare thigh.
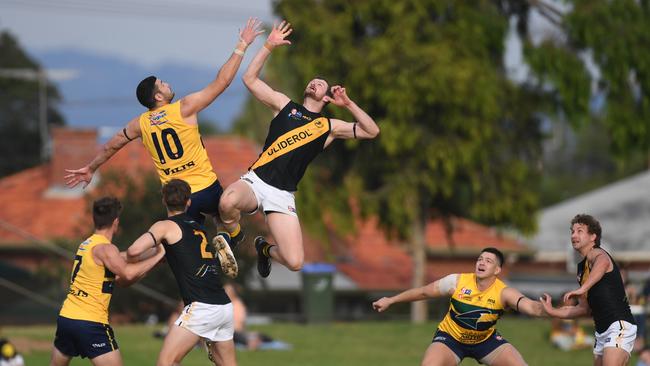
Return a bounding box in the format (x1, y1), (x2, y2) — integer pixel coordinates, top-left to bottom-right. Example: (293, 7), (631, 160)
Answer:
(421, 342), (459, 366)
(598, 347), (631, 366)
(49, 346), (71, 366)
(266, 212), (303, 270)
(483, 344), (527, 366)
(220, 180), (259, 213)
(207, 339), (236, 366)
(156, 325), (201, 366)
(90, 349), (123, 366)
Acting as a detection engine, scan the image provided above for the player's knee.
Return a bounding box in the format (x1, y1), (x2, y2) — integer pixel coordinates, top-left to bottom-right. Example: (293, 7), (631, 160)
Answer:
(285, 257), (304, 272)
(218, 190), (238, 213)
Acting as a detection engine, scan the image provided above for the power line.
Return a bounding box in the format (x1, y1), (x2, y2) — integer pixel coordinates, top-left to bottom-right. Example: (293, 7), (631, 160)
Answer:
(0, 218), (178, 309)
(1, 0), (272, 24)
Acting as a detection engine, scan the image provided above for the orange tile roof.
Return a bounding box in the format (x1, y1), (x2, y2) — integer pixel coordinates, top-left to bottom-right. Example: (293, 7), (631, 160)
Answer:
(0, 129), (529, 290)
(0, 134), (260, 246)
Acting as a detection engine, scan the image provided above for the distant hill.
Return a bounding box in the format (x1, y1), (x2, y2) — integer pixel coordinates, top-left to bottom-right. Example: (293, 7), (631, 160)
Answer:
(36, 48), (247, 132)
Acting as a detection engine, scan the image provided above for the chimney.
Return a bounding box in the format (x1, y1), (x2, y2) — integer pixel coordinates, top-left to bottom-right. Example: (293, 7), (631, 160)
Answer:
(48, 127), (98, 191)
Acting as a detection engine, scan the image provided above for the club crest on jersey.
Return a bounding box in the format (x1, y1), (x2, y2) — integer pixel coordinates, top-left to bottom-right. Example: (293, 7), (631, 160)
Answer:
(149, 110), (169, 126)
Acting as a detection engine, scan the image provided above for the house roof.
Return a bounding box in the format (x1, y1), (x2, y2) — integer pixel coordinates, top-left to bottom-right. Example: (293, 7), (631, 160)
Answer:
(0, 128), (531, 291)
(0, 132), (260, 246)
(529, 170), (650, 256)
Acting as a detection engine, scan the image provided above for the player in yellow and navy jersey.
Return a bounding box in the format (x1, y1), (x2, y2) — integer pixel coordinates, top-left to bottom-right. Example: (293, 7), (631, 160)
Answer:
(51, 197), (164, 366)
(373, 248), (546, 366)
(218, 21), (380, 279)
(63, 18), (263, 244)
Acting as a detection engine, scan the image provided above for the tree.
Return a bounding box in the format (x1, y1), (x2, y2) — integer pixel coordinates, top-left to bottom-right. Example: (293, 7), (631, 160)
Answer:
(524, 0), (650, 162)
(244, 0), (548, 322)
(0, 31), (65, 177)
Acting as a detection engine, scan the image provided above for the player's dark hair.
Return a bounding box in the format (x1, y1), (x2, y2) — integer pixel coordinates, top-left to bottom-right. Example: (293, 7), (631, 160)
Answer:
(136, 75), (158, 109)
(480, 247), (505, 267)
(162, 179), (191, 212)
(93, 197), (122, 230)
(571, 214), (602, 248)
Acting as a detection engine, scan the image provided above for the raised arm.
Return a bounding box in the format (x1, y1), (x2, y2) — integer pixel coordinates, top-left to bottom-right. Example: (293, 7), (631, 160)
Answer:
(242, 20), (292, 113)
(540, 293), (591, 319)
(64, 117), (140, 188)
(372, 274), (458, 312)
(326, 86), (380, 146)
(93, 243), (165, 287)
(563, 248), (611, 303)
(126, 220), (180, 262)
(180, 18), (264, 118)
(501, 287), (545, 317)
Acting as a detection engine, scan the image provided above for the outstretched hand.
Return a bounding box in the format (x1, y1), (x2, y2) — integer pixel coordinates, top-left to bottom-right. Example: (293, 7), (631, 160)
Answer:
(64, 166), (94, 189)
(239, 17), (265, 46)
(539, 293), (555, 315)
(323, 85), (352, 107)
(372, 297), (392, 312)
(563, 287), (586, 304)
(266, 20), (292, 48)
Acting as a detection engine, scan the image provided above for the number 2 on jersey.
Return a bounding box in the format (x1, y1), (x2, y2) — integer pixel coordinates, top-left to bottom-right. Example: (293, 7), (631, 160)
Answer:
(151, 128), (184, 164)
(195, 230), (214, 259)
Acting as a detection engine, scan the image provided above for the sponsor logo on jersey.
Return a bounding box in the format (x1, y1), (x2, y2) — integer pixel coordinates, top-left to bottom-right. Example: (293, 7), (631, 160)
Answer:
(92, 343), (106, 348)
(149, 110), (169, 126)
(162, 161), (195, 175)
(487, 298), (496, 304)
(433, 336), (447, 341)
(460, 287), (472, 296)
(288, 205), (296, 213)
(265, 130), (314, 156)
(288, 108), (303, 120)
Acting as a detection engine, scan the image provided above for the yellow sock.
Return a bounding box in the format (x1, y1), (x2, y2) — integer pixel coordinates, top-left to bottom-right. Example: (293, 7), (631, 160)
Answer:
(229, 224), (241, 238)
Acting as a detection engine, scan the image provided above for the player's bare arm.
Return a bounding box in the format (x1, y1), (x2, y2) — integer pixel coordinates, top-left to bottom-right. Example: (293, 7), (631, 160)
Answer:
(372, 274), (458, 312)
(64, 116), (141, 188)
(94, 242), (165, 287)
(180, 18), (264, 119)
(562, 248), (612, 303)
(126, 220), (181, 262)
(501, 287), (545, 317)
(326, 85), (380, 146)
(540, 293), (590, 319)
(242, 20), (292, 113)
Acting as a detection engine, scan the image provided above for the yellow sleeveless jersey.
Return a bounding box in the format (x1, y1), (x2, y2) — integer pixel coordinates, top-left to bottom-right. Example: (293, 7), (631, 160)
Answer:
(59, 234), (115, 324)
(139, 101), (217, 192)
(438, 273), (507, 344)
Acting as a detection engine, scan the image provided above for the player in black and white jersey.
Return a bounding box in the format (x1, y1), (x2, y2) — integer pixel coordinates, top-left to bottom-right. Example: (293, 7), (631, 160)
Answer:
(218, 20), (380, 278)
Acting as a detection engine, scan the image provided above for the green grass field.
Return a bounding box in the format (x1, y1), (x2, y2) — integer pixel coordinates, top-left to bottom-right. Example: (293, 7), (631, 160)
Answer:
(2, 318), (638, 365)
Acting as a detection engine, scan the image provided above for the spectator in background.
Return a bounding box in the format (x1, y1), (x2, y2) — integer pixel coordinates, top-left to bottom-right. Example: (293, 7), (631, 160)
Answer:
(223, 283), (290, 351)
(622, 268), (646, 352)
(0, 339), (24, 366)
(637, 347), (650, 366)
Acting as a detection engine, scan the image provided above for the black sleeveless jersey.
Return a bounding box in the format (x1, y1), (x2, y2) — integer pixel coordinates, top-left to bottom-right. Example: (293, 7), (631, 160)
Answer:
(577, 249), (635, 333)
(250, 101), (331, 191)
(162, 213), (229, 306)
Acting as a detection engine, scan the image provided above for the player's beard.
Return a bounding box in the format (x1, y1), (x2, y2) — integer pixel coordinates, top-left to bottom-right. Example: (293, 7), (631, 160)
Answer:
(304, 89), (316, 99)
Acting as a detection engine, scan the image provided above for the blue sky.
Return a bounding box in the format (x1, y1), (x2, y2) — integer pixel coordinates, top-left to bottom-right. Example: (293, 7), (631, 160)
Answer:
(0, 0), (274, 68)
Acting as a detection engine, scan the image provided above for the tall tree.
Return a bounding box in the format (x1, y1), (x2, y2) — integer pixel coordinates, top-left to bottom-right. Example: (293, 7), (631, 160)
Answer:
(525, 0), (650, 163)
(0, 31), (65, 177)
(243, 0), (547, 322)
